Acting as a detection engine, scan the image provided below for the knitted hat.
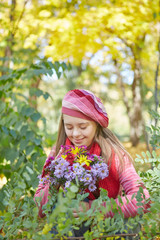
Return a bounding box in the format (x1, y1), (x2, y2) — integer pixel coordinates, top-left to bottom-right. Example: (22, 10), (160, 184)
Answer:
(62, 89), (109, 128)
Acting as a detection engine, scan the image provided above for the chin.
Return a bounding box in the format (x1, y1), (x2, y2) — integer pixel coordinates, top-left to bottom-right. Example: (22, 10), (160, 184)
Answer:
(74, 142), (86, 147)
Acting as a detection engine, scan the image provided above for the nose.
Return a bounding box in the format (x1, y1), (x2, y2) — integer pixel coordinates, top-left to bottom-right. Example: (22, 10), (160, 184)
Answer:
(72, 128), (80, 137)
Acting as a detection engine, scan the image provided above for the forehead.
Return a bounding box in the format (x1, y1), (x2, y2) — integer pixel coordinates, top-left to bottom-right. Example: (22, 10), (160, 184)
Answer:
(63, 114), (90, 124)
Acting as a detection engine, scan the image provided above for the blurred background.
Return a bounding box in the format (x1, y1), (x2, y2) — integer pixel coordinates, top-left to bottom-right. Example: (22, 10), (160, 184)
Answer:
(0, 0), (159, 188)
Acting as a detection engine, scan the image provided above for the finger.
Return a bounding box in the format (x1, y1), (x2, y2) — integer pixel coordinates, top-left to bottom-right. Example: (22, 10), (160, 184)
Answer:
(48, 150), (55, 158)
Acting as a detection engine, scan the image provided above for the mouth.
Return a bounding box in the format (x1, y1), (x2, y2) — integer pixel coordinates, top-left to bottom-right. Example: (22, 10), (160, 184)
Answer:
(74, 138), (84, 144)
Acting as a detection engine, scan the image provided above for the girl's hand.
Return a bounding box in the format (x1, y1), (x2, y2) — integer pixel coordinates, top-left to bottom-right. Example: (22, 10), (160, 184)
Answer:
(73, 201), (90, 218)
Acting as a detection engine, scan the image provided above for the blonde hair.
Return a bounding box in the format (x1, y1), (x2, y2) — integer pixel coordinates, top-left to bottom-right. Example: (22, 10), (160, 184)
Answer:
(55, 114), (133, 169)
(95, 126), (133, 168)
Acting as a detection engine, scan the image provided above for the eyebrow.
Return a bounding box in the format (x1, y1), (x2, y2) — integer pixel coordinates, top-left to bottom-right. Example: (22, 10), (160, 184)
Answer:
(64, 123), (88, 126)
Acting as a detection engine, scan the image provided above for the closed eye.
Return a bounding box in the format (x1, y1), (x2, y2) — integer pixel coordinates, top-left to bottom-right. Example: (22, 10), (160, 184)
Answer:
(66, 127), (73, 130)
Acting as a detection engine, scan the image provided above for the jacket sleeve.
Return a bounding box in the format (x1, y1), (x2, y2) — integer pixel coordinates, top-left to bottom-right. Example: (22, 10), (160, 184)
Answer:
(89, 153), (150, 218)
(34, 146), (56, 218)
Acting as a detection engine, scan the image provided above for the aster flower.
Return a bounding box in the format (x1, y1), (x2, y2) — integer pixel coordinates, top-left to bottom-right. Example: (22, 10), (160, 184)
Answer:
(38, 145), (109, 196)
(84, 174), (92, 184)
(88, 183), (97, 192)
(98, 167), (108, 179)
(72, 163), (80, 170)
(65, 181), (71, 189)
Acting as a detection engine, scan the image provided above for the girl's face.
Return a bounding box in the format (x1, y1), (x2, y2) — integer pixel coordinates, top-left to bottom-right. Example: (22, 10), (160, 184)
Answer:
(63, 114), (97, 147)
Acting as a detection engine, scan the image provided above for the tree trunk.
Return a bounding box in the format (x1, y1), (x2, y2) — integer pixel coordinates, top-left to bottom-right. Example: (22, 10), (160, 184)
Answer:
(129, 59), (143, 146)
(29, 78), (41, 109)
(114, 58), (144, 146)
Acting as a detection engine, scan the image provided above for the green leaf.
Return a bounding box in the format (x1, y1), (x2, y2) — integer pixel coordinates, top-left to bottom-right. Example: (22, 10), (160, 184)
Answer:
(4, 212), (12, 221)
(152, 150), (157, 158)
(29, 88), (43, 97)
(146, 151), (151, 158)
(142, 152), (146, 158)
(10, 129), (17, 139)
(0, 102), (6, 113)
(30, 112), (41, 122)
(26, 131), (34, 141)
(2, 126), (9, 135)
(67, 191), (76, 199)
(26, 166), (34, 175)
(5, 149), (19, 163)
(26, 145), (35, 155)
(21, 106), (34, 117)
(30, 174), (39, 188)
(20, 139), (28, 151)
(20, 125), (28, 136)
(16, 67), (27, 74)
(35, 156), (45, 172)
(23, 220), (33, 228)
(33, 138), (41, 145)
(56, 71), (62, 79)
(43, 92), (50, 100)
(70, 185), (79, 193)
(18, 181), (26, 189)
(61, 62), (67, 71)
(15, 155), (25, 168)
(23, 172), (31, 181)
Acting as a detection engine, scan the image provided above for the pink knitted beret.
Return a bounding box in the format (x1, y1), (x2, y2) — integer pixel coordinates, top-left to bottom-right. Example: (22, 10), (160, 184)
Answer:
(62, 89), (109, 128)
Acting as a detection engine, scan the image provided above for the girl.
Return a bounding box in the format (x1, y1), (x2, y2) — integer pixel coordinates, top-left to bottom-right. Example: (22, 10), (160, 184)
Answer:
(34, 89), (150, 238)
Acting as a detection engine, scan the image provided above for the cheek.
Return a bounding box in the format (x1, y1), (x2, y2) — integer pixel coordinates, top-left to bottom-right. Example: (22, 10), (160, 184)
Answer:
(64, 128), (71, 137)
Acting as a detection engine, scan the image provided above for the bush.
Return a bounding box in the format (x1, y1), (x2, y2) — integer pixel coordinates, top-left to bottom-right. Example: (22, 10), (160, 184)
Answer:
(0, 64), (159, 239)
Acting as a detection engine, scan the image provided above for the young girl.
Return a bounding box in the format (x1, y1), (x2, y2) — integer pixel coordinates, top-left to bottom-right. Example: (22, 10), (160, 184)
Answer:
(34, 89), (150, 238)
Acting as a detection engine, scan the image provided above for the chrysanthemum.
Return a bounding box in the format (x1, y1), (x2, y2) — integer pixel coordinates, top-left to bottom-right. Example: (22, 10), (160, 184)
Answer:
(78, 155), (92, 166)
(71, 147), (80, 155)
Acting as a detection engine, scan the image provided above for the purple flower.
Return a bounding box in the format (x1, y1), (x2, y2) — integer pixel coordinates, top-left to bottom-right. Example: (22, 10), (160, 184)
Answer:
(72, 163), (80, 170)
(64, 171), (73, 180)
(98, 167), (108, 179)
(55, 163), (65, 172)
(54, 169), (64, 178)
(59, 158), (69, 167)
(38, 177), (45, 184)
(76, 167), (84, 175)
(45, 175), (51, 182)
(49, 161), (56, 170)
(37, 174), (42, 180)
(91, 163), (101, 176)
(88, 183), (97, 192)
(84, 174), (92, 184)
(65, 181), (71, 189)
(50, 177), (57, 185)
(79, 175), (85, 182)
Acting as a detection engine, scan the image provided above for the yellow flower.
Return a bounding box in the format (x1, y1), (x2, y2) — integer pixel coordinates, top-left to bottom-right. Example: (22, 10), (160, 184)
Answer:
(78, 155), (92, 166)
(61, 155), (67, 159)
(71, 147), (80, 155)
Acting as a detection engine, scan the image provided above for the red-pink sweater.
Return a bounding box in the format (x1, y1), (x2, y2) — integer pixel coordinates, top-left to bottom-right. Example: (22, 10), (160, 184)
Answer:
(34, 149), (150, 218)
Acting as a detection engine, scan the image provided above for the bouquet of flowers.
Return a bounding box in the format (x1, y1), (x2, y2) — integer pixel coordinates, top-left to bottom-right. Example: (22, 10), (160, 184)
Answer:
(38, 145), (109, 193)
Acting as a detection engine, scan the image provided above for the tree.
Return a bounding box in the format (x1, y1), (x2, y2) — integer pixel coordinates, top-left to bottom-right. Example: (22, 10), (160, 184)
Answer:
(1, 0), (159, 145)
(41, 0), (159, 146)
